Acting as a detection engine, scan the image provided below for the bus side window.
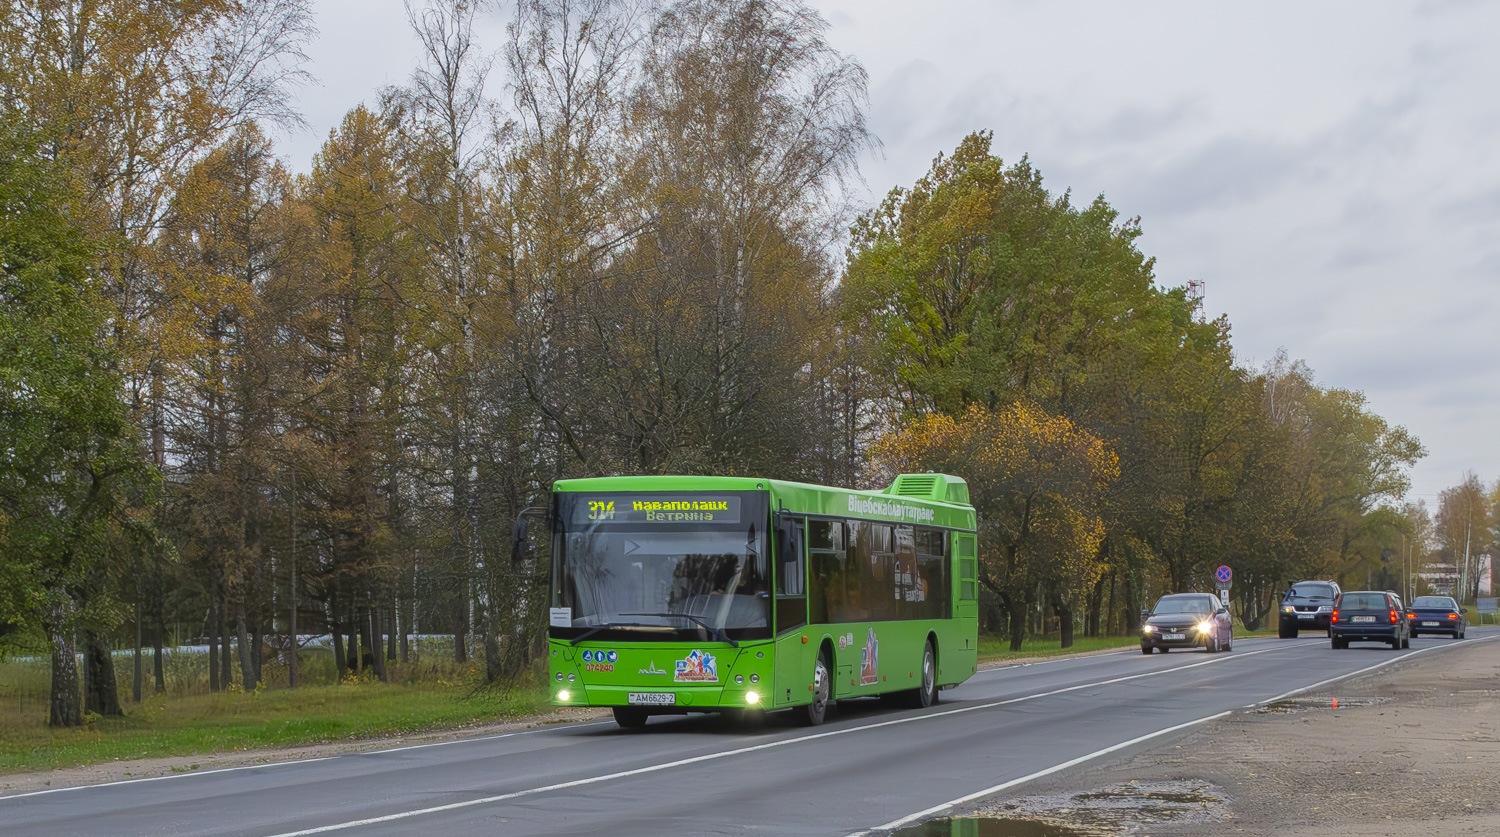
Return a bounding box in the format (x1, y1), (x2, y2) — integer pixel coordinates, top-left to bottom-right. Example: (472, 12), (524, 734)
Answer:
(775, 517), (807, 634)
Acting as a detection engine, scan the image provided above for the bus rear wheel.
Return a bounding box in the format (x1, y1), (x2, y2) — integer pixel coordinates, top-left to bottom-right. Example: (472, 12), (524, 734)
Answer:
(612, 707), (649, 729)
(907, 640), (938, 708)
(798, 651), (831, 726)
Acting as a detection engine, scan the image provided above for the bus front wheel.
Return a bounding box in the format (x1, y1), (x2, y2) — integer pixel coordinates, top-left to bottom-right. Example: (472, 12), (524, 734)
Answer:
(798, 651), (831, 726)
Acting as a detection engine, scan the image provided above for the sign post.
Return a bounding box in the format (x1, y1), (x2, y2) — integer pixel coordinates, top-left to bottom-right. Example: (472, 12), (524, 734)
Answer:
(1215, 565), (1233, 608)
(1477, 597), (1497, 627)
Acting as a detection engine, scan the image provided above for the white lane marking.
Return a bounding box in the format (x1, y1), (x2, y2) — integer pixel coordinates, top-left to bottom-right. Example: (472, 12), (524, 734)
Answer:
(974, 635), (1318, 677)
(0, 759), (338, 799)
(1248, 634), (1500, 708)
(0, 721), (614, 801)
(257, 645), (1291, 836)
(845, 711), (1233, 837)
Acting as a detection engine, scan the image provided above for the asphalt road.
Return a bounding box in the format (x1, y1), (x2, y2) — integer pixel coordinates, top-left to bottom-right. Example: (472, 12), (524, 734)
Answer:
(6, 629), (1496, 837)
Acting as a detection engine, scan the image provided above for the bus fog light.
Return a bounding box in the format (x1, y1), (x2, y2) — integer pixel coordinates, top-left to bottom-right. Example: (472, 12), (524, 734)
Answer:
(556, 672), (564, 681)
(745, 690), (759, 704)
(749, 674), (759, 683)
(567, 672), (576, 682)
(557, 689), (570, 701)
(735, 675), (744, 684)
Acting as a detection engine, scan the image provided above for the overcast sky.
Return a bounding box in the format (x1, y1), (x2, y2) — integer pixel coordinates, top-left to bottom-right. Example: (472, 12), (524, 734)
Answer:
(286, 0), (1500, 506)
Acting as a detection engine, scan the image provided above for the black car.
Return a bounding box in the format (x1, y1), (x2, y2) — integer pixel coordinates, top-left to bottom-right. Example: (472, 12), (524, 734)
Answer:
(1407, 595), (1467, 638)
(1141, 593), (1233, 654)
(1331, 590), (1410, 649)
(1278, 580), (1340, 637)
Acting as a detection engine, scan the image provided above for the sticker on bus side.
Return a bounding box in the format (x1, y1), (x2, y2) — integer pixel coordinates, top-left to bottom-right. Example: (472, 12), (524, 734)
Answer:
(674, 649), (718, 683)
(860, 628), (879, 686)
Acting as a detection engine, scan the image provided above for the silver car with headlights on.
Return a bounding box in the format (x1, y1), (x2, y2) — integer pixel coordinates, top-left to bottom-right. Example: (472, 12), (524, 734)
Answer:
(1141, 593), (1233, 654)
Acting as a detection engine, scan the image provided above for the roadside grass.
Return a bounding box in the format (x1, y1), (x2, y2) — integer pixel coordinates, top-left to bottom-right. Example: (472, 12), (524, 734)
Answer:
(977, 634), (1140, 664)
(0, 650), (551, 775)
(978, 617), (1281, 664)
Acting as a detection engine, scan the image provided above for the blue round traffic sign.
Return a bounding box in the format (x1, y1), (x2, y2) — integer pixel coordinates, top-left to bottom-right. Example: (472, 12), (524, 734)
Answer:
(1215, 565), (1233, 584)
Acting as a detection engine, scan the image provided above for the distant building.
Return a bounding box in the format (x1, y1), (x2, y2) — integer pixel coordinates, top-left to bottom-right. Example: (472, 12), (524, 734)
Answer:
(1420, 561), (1459, 596)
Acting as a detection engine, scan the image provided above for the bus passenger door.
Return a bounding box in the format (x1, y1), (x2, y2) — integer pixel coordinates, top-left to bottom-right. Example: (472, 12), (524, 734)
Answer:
(773, 515), (810, 707)
(953, 533), (980, 674)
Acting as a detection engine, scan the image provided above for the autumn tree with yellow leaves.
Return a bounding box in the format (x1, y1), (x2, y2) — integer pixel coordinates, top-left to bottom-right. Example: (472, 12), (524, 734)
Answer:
(876, 403), (1118, 650)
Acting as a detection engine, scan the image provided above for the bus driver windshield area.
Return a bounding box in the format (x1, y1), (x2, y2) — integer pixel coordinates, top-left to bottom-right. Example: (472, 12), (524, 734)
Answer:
(551, 492), (772, 644)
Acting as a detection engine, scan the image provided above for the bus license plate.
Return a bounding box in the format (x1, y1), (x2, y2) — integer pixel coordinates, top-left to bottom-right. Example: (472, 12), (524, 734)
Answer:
(628, 692), (675, 706)
(1161, 632), (1184, 640)
(1351, 616), (1375, 623)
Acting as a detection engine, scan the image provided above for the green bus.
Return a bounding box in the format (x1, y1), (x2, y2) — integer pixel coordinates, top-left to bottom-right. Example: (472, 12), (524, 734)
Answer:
(546, 473), (979, 728)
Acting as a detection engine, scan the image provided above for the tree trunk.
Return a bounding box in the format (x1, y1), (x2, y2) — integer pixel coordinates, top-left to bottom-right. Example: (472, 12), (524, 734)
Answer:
(350, 610), (363, 673)
(369, 605), (387, 683)
(1086, 574), (1106, 639)
(453, 597), (468, 663)
(1002, 589), (1031, 652)
(251, 622), (263, 687)
(1051, 591), (1075, 650)
(208, 601), (221, 692)
(48, 624), (83, 727)
(219, 593), (234, 689)
(84, 630), (125, 716)
(133, 596), (143, 703)
(236, 600), (255, 688)
(386, 605), (397, 662)
(152, 608), (166, 693)
(331, 621), (348, 680)
(399, 593), (410, 663)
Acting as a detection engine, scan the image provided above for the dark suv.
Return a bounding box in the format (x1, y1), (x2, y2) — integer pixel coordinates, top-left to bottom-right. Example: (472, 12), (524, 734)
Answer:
(1278, 580), (1340, 637)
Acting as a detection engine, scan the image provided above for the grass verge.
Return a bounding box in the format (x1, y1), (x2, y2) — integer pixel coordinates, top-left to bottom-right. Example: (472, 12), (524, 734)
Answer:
(0, 648), (553, 775)
(977, 634), (1141, 664)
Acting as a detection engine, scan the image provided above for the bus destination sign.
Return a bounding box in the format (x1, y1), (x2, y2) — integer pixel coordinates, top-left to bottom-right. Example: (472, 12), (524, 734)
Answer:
(573, 495), (742, 525)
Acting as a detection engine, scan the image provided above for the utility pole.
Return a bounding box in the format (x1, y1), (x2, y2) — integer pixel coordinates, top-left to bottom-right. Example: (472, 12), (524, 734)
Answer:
(1463, 521), (1473, 604)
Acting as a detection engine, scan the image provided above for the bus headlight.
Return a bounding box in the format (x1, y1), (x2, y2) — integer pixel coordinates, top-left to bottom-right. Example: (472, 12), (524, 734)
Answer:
(745, 690), (760, 705)
(557, 689), (571, 702)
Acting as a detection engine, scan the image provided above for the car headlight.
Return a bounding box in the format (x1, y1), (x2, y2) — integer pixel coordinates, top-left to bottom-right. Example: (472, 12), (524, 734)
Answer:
(1142, 624), (1155, 633)
(1282, 605), (1294, 613)
(1196, 621), (1213, 633)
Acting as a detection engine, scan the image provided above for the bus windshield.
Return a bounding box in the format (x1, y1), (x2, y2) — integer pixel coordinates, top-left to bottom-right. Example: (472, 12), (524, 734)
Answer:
(552, 491), (771, 642)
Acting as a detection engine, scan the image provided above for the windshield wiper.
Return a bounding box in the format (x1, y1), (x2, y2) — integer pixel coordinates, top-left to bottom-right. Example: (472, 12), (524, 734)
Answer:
(568, 622), (649, 646)
(620, 612), (739, 647)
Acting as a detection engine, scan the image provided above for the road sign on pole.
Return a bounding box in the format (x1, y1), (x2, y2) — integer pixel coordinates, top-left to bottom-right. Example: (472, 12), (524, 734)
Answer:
(1214, 566), (1232, 607)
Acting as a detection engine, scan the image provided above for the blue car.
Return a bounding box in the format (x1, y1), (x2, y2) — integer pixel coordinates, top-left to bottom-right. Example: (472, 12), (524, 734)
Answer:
(1407, 595), (1467, 639)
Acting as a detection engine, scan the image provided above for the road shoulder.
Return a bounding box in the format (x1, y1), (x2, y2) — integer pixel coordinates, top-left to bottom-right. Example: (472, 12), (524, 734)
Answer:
(979, 637), (1500, 836)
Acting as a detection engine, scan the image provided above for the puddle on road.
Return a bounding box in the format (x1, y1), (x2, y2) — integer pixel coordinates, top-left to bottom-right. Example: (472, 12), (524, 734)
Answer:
(897, 780), (1229, 836)
(893, 818), (1097, 837)
(1257, 695), (1390, 714)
